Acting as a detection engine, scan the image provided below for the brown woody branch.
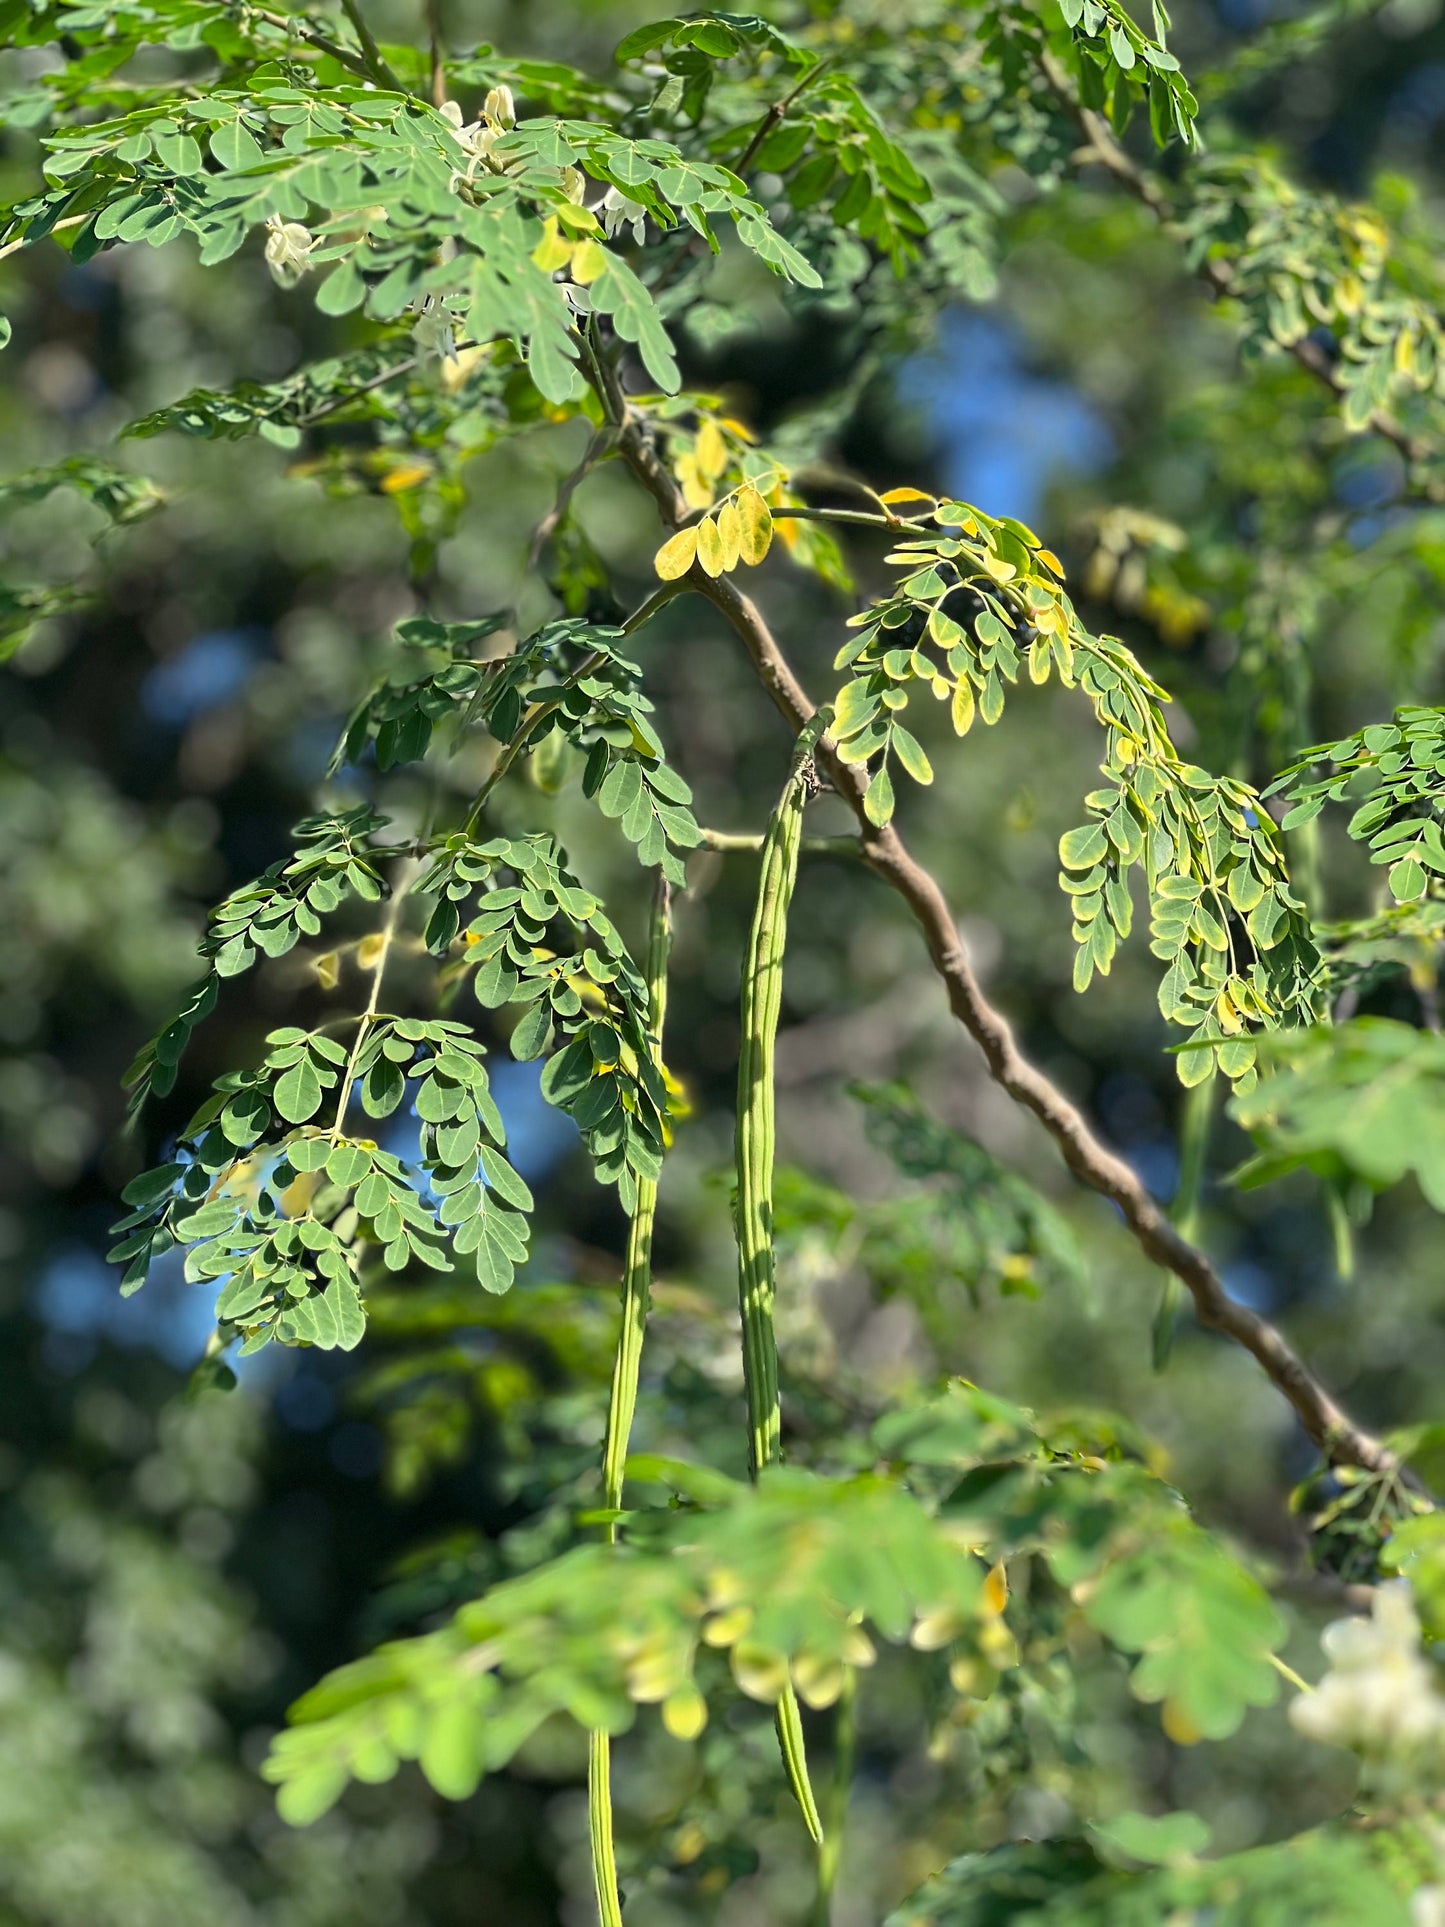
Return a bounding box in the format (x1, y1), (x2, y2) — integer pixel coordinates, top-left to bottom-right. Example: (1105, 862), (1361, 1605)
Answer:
(597, 374), (1397, 1476)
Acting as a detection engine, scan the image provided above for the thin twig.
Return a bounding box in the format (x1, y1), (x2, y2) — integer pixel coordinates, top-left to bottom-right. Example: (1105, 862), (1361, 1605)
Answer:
(250, 7), (379, 84)
(525, 426), (615, 573)
(770, 504), (925, 532)
(463, 579), (686, 831)
(1037, 51), (1444, 499)
(733, 59), (833, 176)
(598, 377), (1399, 1477)
(296, 356), (419, 427)
(0, 212), (86, 264)
(424, 0), (447, 108)
(336, 0), (407, 93)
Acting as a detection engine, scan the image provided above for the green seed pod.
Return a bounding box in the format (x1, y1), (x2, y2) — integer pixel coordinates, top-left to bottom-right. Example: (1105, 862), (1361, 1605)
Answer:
(735, 710), (830, 1845)
(589, 873), (673, 1927)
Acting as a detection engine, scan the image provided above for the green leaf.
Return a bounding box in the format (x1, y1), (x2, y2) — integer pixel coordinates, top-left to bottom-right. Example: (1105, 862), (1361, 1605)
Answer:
(891, 726), (934, 786)
(274, 1059), (324, 1124)
(1089, 1810), (1212, 1867)
(209, 120), (265, 171)
(863, 763), (895, 827)
(1060, 824), (1108, 870)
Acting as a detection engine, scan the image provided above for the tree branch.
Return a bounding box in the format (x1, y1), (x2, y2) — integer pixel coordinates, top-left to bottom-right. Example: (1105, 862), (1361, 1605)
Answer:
(250, 7), (379, 84)
(599, 380), (1398, 1476)
(335, 0), (407, 94)
(732, 59), (832, 177)
(424, 0), (447, 108)
(1037, 51), (1444, 500)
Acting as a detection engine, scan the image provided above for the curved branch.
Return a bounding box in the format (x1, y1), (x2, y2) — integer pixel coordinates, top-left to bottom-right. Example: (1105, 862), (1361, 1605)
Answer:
(602, 386), (1398, 1476)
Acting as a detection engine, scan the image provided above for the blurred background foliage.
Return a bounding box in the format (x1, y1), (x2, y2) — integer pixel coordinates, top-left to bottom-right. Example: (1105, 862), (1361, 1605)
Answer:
(2, 0), (1445, 1920)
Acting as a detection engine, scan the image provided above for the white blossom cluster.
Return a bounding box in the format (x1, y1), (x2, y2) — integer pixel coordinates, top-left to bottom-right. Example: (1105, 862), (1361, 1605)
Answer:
(1290, 1580), (1445, 1771)
(439, 84), (516, 185)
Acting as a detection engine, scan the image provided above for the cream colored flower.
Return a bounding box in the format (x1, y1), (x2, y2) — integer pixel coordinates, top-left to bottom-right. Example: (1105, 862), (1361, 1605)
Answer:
(482, 84), (515, 131)
(411, 299), (458, 364)
(263, 215), (314, 289)
(600, 186), (647, 248)
(1289, 1581), (1445, 1763)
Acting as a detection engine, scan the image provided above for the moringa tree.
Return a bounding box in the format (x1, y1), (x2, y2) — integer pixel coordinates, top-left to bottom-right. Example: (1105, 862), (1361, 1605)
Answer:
(3, 0), (1444, 1919)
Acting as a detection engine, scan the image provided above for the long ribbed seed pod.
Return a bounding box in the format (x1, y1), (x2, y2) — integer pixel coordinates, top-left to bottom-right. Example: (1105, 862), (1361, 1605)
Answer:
(735, 711), (829, 1845)
(588, 875), (673, 1927)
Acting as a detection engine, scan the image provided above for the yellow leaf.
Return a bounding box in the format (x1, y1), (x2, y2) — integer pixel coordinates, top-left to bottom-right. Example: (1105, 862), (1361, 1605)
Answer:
(654, 525), (698, 580)
(716, 497), (742, 571)
(702, 1605), (753, 1648)
(279, 1170), (318, 1219)
(1036, 547), (1064, 575)
(553, 198), (598, 234)
(695, 419), (727, 480)
(529, 216), (573, 274)
(378, 462), (431, 494)
(736, 485), (773, 565)
(676, 454), (714, 510)
(357, 932), (386, 969)
(792, 1654), (846, 1710)
(983, 1560), (1009, 1615)
(719, 415), (756, 443)
(1162, 1700), (1203, 1746)
(731, 1643), (788, 1703)
(1335, 273), (1364, 317)
(672, 1824), (707, 1867)
(951, 679), (975, 736)
(313, 950), (341, 991)
(569, 237), (606, 285)
(661, 1686), (708, 1740)
(879, 486), (935, 506)
(439, 345), (486, 395)
(696, 514), (725, 577)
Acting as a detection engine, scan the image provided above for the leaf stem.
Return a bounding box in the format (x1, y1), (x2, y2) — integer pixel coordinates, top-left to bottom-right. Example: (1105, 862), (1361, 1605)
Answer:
(328, 861), (416, 1137)
(1155, 1070), (1215, 1368)
(463, 583), (686, 833)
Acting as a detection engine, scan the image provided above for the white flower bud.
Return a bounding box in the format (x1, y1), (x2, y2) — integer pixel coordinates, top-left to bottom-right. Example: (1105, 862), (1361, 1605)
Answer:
(600, 186), (647, 248)
(263, 214), (314, 289)
(483, 84), (515, 131)
(412, 300), (457, 364)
